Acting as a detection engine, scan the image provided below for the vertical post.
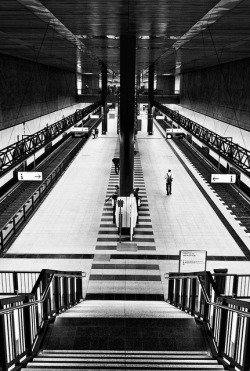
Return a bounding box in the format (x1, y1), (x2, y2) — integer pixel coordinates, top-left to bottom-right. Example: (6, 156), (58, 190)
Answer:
(147, 64), (154, 135)
(0, 304), (7, 371)
(217, 299), (228, 357)
(102, 63), (108, 134)
(23, 296), (33, 356)
(13, 272), (19, 295)
(119, 35), (136, 196)
(243, 318), (250, 370)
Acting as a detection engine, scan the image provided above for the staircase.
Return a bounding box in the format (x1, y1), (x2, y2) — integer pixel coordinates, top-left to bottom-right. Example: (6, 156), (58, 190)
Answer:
(25, 350), (224, 370)
(23, 301), (225, 370)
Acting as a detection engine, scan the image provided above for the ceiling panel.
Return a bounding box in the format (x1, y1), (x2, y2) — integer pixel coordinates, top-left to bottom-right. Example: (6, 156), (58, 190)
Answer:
(0, 0), (249, 78)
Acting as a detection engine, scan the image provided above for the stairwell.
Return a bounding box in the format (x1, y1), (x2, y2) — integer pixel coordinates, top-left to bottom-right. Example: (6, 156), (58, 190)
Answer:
(24, 301), (225, 370)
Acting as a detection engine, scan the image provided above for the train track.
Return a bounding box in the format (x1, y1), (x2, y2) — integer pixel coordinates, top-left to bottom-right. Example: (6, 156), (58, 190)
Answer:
(156, 119), (250, 233)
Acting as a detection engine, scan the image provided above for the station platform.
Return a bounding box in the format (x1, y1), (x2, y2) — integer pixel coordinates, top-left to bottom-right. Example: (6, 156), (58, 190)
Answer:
(0, 115), (249, 300)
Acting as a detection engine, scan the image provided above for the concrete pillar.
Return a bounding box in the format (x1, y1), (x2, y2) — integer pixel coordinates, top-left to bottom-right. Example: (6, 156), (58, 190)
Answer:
(119, 35), (136, 196)
(102, 64), (108, 134)
(147, 64), (154, 135)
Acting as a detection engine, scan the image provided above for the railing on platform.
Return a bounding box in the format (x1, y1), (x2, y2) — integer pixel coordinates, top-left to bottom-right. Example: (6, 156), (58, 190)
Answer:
(0, 137), (88, 253)
(0, 101), (101, 175)
(0, 269), (85, 371)
(154, 101), (250, 176)
(167, 271), (250, 371)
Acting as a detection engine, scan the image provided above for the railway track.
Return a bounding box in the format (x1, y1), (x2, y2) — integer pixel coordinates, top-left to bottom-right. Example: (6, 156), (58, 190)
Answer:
(156, 118), (250, 233)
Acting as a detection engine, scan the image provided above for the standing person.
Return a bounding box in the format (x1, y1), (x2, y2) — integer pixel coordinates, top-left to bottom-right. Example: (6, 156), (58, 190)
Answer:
(105, 185), (119, 223)
(165, 169), (173, 195)
(95, 127), (99, 138)
(92, 129), (95, 139)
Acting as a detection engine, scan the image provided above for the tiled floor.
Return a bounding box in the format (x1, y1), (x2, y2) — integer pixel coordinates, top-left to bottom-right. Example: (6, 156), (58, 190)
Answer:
(0, 115), (250, 300)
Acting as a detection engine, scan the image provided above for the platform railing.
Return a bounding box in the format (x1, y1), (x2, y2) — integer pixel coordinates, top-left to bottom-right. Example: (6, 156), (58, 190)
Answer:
(0, 137), (88, 253)
(0, 101), (101, 175)
(0, 269), (84, 371)
(154, 101), (250, 176)
(167, 271), (250, 371)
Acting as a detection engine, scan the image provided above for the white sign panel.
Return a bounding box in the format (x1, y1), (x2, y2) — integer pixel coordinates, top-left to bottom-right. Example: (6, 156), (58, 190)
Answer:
(18, 172), (43, 181)
(179, 250), (207, 273)
(211, 174), (236, 183)
(72, 127), (88, 132)
(156, 115), (165, 119)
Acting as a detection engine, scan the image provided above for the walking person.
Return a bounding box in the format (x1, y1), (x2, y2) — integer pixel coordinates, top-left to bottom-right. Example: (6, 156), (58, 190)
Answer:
(165, 169), (173, 195)
(105, 185), (119, 223)
(112, 158), (120, 174)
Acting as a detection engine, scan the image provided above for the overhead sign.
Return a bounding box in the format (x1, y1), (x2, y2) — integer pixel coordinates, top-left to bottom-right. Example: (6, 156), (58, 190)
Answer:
(211, 174), (236, 183)
(18, 172), (43, 181)
(72, 127), (88, 132)
(179, 250), (207, 273)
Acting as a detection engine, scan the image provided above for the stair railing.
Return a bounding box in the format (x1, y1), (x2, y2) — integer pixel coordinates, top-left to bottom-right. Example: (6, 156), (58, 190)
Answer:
(0, 269), (85, 371)
(166, 271), (250, 371)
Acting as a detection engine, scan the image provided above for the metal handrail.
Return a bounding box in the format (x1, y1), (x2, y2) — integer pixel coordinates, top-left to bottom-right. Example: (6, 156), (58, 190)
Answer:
(165, 273), (250, 319)
(0, 272), (85, 315)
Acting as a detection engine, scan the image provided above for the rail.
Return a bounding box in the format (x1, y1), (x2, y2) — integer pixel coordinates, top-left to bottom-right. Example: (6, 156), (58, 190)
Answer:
(154, 101), (250, 176)
(0, 101), (101, 175)
(0, 138), (88, 252)
(166, 271), (250, 370)
(0, 269), (84, 370)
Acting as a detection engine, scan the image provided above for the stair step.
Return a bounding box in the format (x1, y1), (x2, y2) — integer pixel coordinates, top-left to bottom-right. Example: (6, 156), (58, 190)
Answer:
(41, 350), (210, 355)
(38, 354), (211, 359)
(26, 362), (224, 369)
(33, 358), (219, 364)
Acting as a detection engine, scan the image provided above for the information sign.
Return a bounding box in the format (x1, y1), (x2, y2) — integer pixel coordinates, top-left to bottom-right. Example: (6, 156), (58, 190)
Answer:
(179, 250), (207, 273)
(18, 172), (43, 181)
(211, 174), (236, 183)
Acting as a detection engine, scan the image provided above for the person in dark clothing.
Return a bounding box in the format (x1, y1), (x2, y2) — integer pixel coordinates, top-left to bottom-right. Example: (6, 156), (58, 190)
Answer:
(133, 187), (141, 208)
(112, 158), (120, 174)
(165, 169), (173, 195)
(106, 185), (119, 223)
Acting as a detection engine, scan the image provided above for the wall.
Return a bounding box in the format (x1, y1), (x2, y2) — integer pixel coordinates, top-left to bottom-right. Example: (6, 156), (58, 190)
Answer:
(166, 104), (250, 150)
(0, 102), (87, 150)
(180, 58), (250, 132)
(0, 53), (77, 130)
(156, 75), (175, 92)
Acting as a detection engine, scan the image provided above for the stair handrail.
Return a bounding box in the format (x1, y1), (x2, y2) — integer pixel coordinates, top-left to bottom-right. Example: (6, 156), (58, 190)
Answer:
(165, 272), (250, 318)
(166, 271), (250, 371)
(0, 269), (85, 371)
(0, 272), (85, 315)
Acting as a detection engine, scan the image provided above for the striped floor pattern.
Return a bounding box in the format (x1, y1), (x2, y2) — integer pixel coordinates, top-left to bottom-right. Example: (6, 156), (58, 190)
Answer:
(86, 141), (164, 300)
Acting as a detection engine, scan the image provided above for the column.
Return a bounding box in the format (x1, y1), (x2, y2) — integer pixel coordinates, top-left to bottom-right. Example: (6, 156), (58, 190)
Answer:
(147, 64), (154, 135)
(119, 34), (136, 196)
(102, 63), (108, 134)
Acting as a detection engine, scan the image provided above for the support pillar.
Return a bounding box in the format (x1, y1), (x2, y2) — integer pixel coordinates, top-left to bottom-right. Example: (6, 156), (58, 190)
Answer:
(119, 35), (136, 197)
(147, 64), (154, 135)
(102, 63), (108, 134)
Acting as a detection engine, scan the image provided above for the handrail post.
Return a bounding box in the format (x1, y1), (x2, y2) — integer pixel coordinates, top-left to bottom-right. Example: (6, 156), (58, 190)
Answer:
(23, 295), (33, 356)
(243, 316), (250, 370)
(217, 298), (228, 357)
(42, 272), (49, 319)
(76, 275), (83, 302)
(168, 276), (174, 304)
(191, 278), (196, 315)
(232, 275), (238, 297)
(181, 278), (187, 310)
(203, 275), (210, 320)
(54, 276), (60, 314)
(0, 304), (7, 371)
(13, 272), (19, 294)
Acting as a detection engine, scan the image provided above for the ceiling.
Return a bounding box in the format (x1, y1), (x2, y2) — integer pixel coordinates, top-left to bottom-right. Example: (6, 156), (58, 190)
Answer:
(0, 0), (250, 81)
